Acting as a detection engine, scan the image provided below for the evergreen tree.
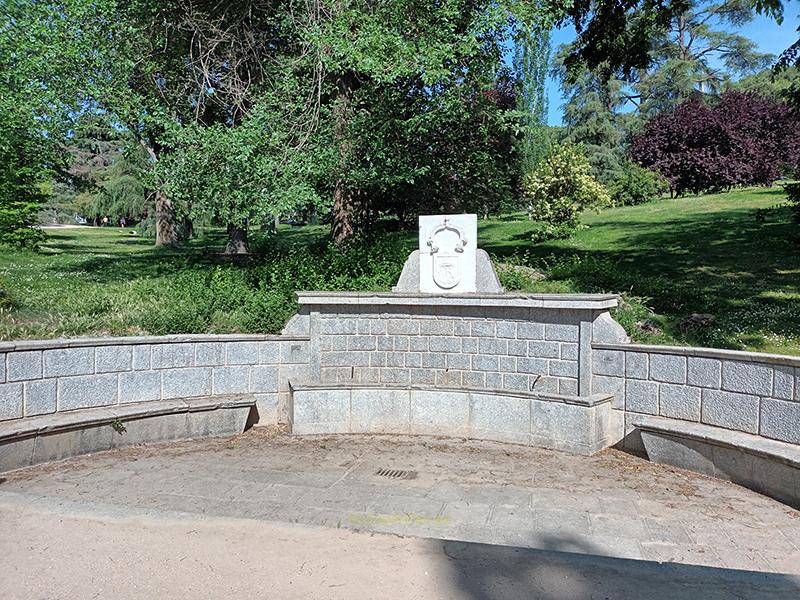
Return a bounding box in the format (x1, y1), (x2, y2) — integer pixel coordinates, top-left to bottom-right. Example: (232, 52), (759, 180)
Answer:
(634, 0), (774, 114)
(554, 50), (628, 183)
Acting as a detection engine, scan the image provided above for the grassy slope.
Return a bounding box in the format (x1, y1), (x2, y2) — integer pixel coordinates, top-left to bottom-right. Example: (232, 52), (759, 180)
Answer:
(482, 187), (799, 355)
(1, 186), (797, 354)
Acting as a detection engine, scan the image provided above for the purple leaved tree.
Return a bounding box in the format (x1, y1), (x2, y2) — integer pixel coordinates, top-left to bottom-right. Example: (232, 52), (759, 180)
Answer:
(631, 92), (800, 196)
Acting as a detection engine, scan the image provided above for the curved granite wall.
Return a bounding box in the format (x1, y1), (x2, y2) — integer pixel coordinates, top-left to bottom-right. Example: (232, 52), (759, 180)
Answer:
(591, 343), (800, 448)
(1, 297), (798, 506)
(0, 334), (310, 425)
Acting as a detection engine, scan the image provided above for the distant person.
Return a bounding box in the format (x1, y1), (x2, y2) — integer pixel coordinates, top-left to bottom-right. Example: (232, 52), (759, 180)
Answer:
(94, 215), (100, 227)
(102, 216), (109, 227)
(119, 217), (126, 228)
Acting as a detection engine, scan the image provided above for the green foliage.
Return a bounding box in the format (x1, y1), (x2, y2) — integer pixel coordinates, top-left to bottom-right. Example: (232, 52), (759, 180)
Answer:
(608, 162), (669, 206)
(636, 0), (774, 116)
(554, 51), (629, 183)
(0, 114), (47, 248)
(159, 97), (328, 231)
(514, 22), (551, 174)
(1, 187), (798, 353)
(732, 66), (800, 99)
(339, 74), (522, 222)
(524, 143), (612, 240)
(122, 233), (410, 336)
(785, 183), (800, 223)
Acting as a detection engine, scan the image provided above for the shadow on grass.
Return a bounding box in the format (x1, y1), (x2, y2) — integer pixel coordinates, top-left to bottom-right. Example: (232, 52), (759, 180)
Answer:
(482, 206), (798, 350)
(440, 534), (800, 599)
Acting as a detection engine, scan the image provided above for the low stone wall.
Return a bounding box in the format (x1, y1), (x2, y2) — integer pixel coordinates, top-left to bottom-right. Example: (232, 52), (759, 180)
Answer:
(291, 383), (614, 455)
(295, 292), (627, 399)
(592, 343), (799, 449)
(3, 293), (799, 507)
(0, 335), (310, 425)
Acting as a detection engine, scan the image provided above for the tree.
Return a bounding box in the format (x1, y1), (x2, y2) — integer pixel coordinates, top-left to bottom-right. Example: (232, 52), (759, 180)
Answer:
(344, 70), (522, 223)
(554, 53), (628, 183)
(732, 65), (800, 99)
(514, 21), (551, 175)
(630, 92), (800, 194)
(0, 112), (47, 248)
(160, 93), (329, 254)
(288, 2), (529, 241)
(633, 0), (774, 114)
(0, 0), (105, 246)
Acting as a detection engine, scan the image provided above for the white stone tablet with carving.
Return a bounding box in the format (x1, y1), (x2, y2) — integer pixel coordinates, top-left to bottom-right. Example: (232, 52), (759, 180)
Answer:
(418, 214), (477, 293)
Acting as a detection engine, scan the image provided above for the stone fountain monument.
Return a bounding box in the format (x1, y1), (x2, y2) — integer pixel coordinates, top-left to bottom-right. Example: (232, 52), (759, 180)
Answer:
(285, 213), (628, 455)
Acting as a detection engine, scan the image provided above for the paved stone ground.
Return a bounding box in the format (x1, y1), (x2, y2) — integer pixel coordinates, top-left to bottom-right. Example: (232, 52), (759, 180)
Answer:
(2, 427), (800, 598)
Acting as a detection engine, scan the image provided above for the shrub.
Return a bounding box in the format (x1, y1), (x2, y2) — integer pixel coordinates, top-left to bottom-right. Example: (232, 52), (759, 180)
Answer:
(608, 161), (668, 206)
(785, 182), (800, 224)
(139, 234), (410, 335)
(523, 143), (611, 240)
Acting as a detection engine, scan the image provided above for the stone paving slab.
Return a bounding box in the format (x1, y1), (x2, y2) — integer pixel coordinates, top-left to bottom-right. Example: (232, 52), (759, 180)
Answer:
(1, 427), (799, 577)
(4, 495), (800, 600)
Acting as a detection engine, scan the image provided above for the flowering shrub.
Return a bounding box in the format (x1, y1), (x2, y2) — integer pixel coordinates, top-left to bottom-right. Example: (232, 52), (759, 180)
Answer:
(524, 143), (611, 240)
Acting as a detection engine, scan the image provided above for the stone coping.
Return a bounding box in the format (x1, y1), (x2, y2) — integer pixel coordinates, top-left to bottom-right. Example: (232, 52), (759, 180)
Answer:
(296, 291), (619, 310)
(0, 395), (256, 441)
(593, 342), (800, 368)
(289, 381), (613, 408)
(0, 334), (309, 353)
(633, 415), (800, 469)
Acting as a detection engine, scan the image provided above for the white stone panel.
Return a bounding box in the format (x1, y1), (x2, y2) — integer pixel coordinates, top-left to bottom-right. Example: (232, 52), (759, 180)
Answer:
(418, 214), (477, 293)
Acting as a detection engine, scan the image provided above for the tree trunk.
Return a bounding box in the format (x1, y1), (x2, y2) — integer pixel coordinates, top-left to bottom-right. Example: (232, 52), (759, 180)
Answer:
(332, 184), (356, 243)
(182, 218), (194, 239)
(224, 223), (250, 255)
(155, 190), (179, 246)
(332, 71), (358, 244)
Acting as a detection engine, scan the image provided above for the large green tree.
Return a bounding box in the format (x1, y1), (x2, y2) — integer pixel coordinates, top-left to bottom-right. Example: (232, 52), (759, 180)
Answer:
(633, 0), (774, 114)
(0, 0), (110, 246)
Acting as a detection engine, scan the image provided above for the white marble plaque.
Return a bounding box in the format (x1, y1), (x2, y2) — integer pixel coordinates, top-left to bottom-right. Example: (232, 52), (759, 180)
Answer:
(418, 214), (477, 293)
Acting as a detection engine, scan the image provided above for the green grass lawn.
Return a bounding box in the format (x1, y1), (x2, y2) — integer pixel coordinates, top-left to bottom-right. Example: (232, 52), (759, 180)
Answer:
(482, 186), (799, 355)
(1, 186), (797, 354)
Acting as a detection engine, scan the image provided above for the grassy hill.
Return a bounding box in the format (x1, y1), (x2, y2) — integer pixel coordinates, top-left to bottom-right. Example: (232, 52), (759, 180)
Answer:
(1, 186), (797, 354)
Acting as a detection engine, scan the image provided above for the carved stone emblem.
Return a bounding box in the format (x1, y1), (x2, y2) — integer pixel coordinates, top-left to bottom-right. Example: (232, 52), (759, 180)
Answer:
(418, 214), (477, 293)
(427, 218), (466, 289)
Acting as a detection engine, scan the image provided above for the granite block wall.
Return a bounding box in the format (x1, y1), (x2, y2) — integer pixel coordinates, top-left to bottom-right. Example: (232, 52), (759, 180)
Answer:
(592, 343), (800, 445)
(0, 335), (310, 424)
(292, 384), (613, 455)
(313, 307), (585, 397)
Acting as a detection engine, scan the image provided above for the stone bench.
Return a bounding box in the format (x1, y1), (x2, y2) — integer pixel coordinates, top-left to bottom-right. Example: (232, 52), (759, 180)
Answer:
(634, 415), (800, 509)
(289, 383), (615, 455)
(0, 395), (256, 472)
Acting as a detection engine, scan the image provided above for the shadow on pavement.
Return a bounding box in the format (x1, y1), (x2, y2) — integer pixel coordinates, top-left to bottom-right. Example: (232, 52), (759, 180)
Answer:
(439, 534), (800, 600)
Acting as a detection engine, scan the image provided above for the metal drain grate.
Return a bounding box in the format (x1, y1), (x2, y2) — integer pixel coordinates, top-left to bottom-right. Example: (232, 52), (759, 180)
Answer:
(375, 468), (417, 480)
